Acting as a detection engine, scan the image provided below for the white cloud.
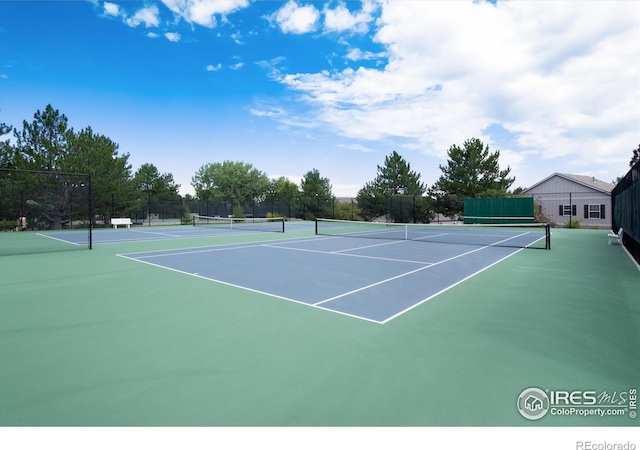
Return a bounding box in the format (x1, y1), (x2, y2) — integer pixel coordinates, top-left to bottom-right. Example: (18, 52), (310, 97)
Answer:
(269, 0), (320, 34)
(230, 62), (244, 70)
(255, 56), (287, 75)
(230, 32), (243, 44)
(147, 32), (159, 38)
(103, 2), (121, 17)
(249, 103), (316, 130)
(345, 48), (386, 61)
(165, 32), (181, 42)
(125, 5), (160, 28)
(323, 0), (375, 34)
(161, 0), (249, 28)
(249, 108), (275, 118)
(206, 63), (222, 72)
(267, 1), (640, 186)
(339, 143), (375, 153)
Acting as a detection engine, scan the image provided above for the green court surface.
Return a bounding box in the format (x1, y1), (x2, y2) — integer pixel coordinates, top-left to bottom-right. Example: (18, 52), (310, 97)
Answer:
(0, 226), (638, 427)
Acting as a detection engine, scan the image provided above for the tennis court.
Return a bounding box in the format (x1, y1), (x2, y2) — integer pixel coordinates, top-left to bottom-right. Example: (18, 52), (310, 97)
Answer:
(0, 221), (638, 427)
(117, 223), (547, 323)
(0, 216), (291, 255)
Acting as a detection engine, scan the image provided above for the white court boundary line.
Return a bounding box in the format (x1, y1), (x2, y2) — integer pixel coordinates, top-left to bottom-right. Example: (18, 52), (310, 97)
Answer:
(91, 227), (294, 245)
(121, 235), (332, 259)
(282, 236), (528, 322)
(264, 241), (436, 265)
(117, 247), (385, 325)
(380, 248), (524, 324)
(118, 235), (524, 324)
(37, 227), (256, 246)
(36, 232), (82, 246)
(125, 234), (434, 265)
(129, 229), (185, 238)
(313, 244), (503, 308)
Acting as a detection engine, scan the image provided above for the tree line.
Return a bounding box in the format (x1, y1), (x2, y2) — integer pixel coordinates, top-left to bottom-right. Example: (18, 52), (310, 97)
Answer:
(1, 103), (540, 225)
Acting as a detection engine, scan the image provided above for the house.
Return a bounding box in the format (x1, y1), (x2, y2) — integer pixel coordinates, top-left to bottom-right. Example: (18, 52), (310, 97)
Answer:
(523, 173), (614, 228)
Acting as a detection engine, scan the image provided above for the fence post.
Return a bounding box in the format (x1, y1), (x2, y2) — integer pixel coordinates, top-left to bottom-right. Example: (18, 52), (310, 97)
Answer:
(88, 173), (93, 249)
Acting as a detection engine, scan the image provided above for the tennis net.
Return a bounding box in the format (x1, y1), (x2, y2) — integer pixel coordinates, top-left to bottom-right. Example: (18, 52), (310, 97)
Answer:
(315, 219), (551, 249)
(193, 215), (285, 233)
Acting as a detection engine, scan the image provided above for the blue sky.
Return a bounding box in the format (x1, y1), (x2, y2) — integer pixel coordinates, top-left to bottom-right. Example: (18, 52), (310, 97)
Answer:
(1, 0), (638, 197)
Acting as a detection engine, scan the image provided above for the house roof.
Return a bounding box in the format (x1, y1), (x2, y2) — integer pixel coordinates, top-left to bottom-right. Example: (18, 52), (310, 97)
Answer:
(523, 173), (615, 195)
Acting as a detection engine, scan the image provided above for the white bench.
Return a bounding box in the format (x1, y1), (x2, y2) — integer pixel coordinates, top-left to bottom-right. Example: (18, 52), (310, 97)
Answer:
(608, 228), (623, 245)
(111, 218), (132, 229)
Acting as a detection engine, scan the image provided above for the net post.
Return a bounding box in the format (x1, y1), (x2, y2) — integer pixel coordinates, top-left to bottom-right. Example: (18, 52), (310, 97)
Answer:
(281, 218), (285, 233)
(88, 172), (93, 250)
(546, 224), (551, 250)
(315, 219), (319, 235)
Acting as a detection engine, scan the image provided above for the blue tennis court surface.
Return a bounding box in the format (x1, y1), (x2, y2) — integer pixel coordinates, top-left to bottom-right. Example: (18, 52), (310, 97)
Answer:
(119, 234), (524, 323)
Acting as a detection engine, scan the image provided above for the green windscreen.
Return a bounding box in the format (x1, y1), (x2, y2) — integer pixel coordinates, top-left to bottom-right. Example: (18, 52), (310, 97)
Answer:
(463, 197), (535, 224)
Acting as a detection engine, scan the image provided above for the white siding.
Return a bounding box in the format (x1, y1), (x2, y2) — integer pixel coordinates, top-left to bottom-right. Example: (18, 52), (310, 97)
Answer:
(525, 175), (611, 228)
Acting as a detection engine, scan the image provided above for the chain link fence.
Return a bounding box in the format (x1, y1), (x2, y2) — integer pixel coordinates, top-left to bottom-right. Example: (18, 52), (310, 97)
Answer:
(0, 168), (92, 256)
(612, 160), (640, 264)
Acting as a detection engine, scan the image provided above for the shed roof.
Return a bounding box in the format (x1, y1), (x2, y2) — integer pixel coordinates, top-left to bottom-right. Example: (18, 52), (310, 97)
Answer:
(523, 173), (614, 195)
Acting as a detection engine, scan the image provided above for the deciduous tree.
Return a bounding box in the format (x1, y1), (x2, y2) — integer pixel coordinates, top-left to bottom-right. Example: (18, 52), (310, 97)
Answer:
(191, 161), (270, 207)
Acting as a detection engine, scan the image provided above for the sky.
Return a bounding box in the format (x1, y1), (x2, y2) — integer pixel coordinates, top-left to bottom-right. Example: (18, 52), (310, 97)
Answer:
(0, 0), (638, 197)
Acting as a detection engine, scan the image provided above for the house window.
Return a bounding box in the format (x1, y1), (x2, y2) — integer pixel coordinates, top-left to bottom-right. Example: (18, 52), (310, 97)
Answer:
(584, 204), (606, 219)
(559, 205), (576, 216)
